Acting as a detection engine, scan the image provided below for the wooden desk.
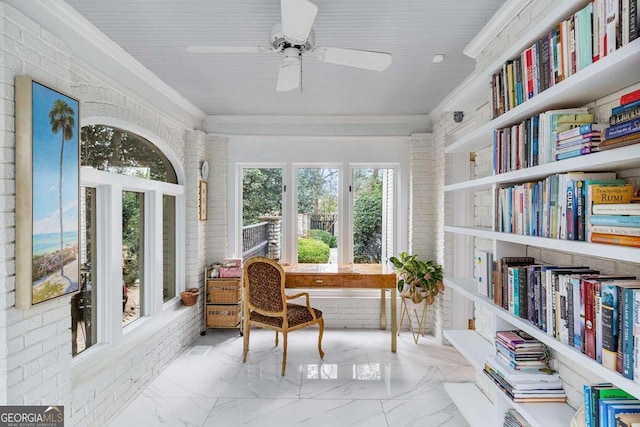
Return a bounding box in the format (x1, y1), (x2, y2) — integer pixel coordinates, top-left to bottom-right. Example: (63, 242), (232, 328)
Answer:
(283, 263), (398, 352)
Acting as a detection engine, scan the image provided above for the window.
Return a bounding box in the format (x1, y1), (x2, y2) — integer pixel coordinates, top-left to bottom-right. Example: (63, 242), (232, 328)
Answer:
(71, 186), (97, 356)
(74, 124), (183, 356)
(297, 167), (339, 263)
(122, 190), (144, 326)
(352, 168), (395, 264)
(163, 195), (176, 301)
(242, 167), (283, 260)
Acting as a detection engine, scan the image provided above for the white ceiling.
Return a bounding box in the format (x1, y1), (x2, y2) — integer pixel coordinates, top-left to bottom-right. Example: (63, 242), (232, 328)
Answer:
(56, 0), (504, 122)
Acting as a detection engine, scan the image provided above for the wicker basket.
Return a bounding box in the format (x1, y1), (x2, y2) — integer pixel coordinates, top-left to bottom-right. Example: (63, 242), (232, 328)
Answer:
(206, 304), (241, 327)
(181, 288), (199, 306)
(207, 279), (241, 303)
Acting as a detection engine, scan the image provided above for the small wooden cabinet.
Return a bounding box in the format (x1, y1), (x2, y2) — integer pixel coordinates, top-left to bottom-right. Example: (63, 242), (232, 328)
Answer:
(201, 267), (243, 335)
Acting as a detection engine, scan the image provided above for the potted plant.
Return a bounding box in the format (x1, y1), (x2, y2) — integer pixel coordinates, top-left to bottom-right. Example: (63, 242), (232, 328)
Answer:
(390, 252), (444, 305)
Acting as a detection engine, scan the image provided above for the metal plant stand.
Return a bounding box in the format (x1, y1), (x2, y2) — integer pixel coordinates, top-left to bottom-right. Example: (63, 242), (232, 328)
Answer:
(399, 297), (428, 344)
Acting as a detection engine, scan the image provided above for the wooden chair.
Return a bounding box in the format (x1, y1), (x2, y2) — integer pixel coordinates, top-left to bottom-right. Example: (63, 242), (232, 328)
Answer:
(242, 257), (324, 376)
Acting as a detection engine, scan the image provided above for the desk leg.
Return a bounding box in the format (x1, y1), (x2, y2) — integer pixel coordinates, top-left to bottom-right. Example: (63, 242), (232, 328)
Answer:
(391, 287), (397, 353)
(380, 289), (386, 330)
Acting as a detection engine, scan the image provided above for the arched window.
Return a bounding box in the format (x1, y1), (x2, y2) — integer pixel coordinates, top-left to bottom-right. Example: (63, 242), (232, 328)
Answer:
(73, 125), (183, 356)
(81, 125), (177, 183)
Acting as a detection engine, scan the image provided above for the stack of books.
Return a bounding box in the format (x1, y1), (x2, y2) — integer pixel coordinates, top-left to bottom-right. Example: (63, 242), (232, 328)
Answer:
(484, 330), (566, 403)
(555, 123), (607, 160)
(503, 409), (531, 427)
(495, 330), (548, 371)
(598, 89), (640, 152)
(587, 181), (640, 248)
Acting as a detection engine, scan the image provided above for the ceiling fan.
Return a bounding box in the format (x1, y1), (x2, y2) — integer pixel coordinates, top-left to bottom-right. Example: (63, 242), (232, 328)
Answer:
(185, 0), (392, 92)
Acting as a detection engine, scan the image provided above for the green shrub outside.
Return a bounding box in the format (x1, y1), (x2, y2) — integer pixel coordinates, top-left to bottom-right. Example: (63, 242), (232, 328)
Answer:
(297, 238), (330, 263)
(307, 229), (337, 248)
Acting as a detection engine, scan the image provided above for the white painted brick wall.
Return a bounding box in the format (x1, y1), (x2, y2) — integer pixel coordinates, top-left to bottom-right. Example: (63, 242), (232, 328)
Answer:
(1, 4), (201, 426)
(206, 135), (228, 262)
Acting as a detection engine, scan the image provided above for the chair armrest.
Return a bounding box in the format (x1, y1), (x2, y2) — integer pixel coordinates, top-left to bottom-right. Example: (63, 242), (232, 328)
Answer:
(285, 292), (317, 320)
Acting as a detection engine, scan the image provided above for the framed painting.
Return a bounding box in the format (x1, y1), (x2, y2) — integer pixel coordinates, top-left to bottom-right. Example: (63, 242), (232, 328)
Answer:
(199, 180), (208, 221)
(15, 76), (80, 309)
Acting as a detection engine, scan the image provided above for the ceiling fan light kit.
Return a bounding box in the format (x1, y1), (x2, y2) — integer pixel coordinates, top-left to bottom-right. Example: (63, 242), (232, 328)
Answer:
(186, 0), (392, 92)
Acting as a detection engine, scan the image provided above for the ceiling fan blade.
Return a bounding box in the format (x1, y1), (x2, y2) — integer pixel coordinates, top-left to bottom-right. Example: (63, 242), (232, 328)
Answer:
(310, 47), (392, 71)
(185, 46), (279, 54)
(281, 0), (318, 44)
(276, 55), (302, 92)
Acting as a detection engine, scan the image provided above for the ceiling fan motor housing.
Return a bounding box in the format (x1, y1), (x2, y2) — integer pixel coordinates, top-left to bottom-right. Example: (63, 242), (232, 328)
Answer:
(269, 22), (314, 51)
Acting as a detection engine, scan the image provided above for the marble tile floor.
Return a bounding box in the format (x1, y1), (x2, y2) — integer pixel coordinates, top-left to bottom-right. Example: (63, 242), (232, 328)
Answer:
(107, 328), (475, 427)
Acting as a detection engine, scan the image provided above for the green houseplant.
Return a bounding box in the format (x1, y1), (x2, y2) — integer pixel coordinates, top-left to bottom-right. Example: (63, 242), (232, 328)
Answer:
(390, 252), (444, 304)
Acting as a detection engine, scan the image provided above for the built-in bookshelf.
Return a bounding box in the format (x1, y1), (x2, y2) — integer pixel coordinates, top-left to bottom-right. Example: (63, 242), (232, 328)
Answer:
(443, 1), (640, 426)
(444, 329), (576, 427)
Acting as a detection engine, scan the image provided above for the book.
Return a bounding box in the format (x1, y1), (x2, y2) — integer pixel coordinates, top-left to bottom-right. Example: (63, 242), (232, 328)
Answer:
(621, 88), (640, 105)
(556, 132), (602, 148)
(596, 134), (640, 151)
(485, 354), (561, 384)
(475, 250), (493, 297)
(610, 105), (640, 126)
(604, 118), (640, 139)
(555, 144), (599, 160)
(605, 403), (640, 427)
(495, 257), (535, 310)
(592, 203), (640, 215)
(612, 99), (640, 115)
(616, 412), (640, 427)
(599, 282), (640, 371)
(622, 287), (640, 379)
(561, 172), (617, 240)
(495, 330), (543, 349)
(591, 233), (640, 247)
(557, 123), (607, 140)
(586, 180), (630, 242)
(591, 225), (640, 237)
(591, 183), (635, 204)
(585, 383), (635, 427)
(590, 215), (640, 227)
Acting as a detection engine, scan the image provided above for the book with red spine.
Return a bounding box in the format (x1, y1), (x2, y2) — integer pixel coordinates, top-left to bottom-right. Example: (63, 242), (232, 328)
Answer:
(620, 88), (640, 105)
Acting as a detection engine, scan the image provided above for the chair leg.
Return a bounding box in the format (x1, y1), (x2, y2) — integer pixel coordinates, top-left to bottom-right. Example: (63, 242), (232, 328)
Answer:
(281, 331), (288, 376)
(275, 331), (279, 347)
(317, 318), (325, 359)
(242, 323), (251, 363)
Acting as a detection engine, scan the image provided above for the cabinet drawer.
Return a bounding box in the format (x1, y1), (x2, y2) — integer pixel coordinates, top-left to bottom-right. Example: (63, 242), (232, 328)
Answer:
(344, 274), (395, 289)
(294, 275), (344, 287)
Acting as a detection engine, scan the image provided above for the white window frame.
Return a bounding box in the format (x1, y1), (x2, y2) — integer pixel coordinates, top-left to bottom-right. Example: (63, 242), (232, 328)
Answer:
(75, 166), (185, 358)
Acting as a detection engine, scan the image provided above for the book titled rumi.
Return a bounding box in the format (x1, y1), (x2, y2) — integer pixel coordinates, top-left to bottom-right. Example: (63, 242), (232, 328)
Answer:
(591, 183), (635, 204)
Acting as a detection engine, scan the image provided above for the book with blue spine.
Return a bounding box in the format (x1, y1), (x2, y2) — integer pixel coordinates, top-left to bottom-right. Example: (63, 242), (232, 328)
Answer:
(555, 145), (598, 160)
(604, 117), (640, 139)
(603, 402), (640, 426)
(589, 215), (640, 227)
(612, 98), (640, 115)
(622, 287), (640, 379)
(557, 123), (608, 140)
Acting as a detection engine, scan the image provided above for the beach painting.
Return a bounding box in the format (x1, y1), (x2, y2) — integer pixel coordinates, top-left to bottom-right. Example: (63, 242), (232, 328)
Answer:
(15, 77), (80, 308)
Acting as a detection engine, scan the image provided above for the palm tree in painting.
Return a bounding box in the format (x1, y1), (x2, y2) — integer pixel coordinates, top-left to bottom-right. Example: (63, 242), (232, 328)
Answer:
(49, 99), (75, 279)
